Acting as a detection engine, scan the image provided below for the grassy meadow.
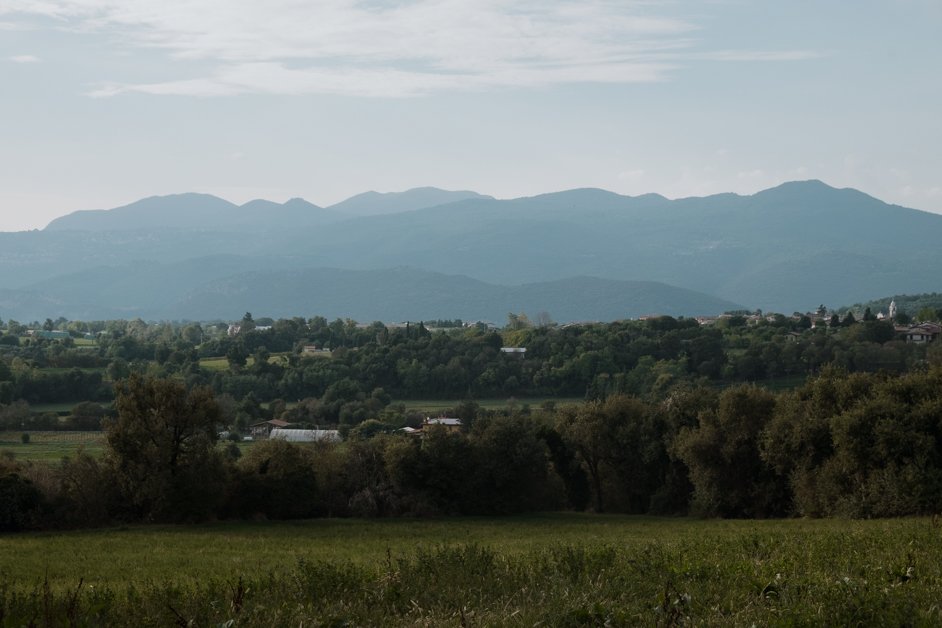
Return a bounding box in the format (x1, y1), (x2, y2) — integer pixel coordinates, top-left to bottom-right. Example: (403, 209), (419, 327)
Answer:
(27, 402), (91, 415)
(0, 430), (105, 462)
(199, 353), (292, 371)
(2, 514), (941, 625)
(400, 397), (584, 412)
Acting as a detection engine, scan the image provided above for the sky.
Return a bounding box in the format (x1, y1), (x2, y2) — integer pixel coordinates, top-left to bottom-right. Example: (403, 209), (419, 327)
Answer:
(1, 0), (940, 231)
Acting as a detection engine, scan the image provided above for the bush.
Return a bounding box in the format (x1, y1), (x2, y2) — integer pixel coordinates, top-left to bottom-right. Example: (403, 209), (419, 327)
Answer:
(20, 433), (29, 444)
(230, 439), (320, 519)
(0, 472), (44, 531)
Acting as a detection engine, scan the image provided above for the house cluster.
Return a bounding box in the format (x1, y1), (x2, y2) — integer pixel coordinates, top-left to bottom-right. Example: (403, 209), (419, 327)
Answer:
(398, 416), (463, 437)
(25, 329), (70, 340)
(695, 300), (942, 344)
(245, 416), (465, 442)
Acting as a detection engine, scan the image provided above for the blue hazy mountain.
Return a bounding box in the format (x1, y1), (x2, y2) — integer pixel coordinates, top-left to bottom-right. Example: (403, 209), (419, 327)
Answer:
(44, 193), (343, 232)
(327, 187), (492, 216)
(1, 180), (939, 317)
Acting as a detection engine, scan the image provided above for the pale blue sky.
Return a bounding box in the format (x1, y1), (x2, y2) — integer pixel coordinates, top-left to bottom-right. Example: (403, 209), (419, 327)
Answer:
(1, 0), (939, 231)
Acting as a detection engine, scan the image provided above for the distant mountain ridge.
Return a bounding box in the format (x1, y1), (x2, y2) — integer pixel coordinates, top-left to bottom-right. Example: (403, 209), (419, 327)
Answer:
(2, 180), (939, 318)
(44, 193), (342, 232)
(43, 187), (491, 232)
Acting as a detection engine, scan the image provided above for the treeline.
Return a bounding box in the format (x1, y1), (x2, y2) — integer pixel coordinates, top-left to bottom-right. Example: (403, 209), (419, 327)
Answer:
(6, 313), (935, 411)
(198, 316), (930, 404)
(6, 366), (942, 531)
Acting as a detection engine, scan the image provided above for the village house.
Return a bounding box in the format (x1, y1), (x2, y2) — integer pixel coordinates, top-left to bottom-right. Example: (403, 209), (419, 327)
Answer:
(898, 322), (942, 344)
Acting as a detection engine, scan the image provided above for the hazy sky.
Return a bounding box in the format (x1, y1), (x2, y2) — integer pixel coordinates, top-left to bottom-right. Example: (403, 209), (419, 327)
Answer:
(1, 1), (939, 231)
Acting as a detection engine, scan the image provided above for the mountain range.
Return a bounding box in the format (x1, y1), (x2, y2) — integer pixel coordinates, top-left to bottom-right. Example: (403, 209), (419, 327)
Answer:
(1, 181), (939, 322)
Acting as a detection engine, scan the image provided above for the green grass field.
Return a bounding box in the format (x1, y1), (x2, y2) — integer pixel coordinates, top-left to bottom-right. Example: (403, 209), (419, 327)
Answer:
(27, 401), (113, 415)
(0, 431), (105, 462)
(399, 397), (584, 412)
(26, 401), (80, 414)
(198, 355), (230, 371)
(199, 353), (292, 371)
(2, 515), (940, 625)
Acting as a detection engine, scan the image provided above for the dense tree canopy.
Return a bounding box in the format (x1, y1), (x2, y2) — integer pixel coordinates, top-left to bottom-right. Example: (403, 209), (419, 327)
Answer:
(107, 374), (225, 521)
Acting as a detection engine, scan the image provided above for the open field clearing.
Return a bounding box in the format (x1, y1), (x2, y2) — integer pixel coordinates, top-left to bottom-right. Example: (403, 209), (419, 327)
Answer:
(0, 431), (105, 462)
(2, 515), (941, 625)
(199, 353), (291, 371)
(27, 402), (86, 415)
(399, 397), (584, 412)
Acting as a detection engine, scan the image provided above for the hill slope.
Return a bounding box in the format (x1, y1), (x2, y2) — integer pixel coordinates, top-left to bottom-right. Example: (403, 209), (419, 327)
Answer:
(1, 265), (739, 322)
(169, 268), (741, 322)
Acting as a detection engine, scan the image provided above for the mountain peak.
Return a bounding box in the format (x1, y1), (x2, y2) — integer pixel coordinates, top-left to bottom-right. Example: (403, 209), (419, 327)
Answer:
(750, 180), (890, 211)
(45, 193), (236, 231)
(46, 193), (332, 232)
(328, 187), (492, 216)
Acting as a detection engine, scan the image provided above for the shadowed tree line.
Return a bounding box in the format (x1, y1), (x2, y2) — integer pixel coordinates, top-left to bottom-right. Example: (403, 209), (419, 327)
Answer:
(6, 365), (942, 531)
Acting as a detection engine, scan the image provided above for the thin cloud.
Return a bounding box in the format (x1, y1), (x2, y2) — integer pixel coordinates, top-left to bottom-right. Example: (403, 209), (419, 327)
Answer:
(693, 50), (821, 62)
(10, 54), (40, 63)
(3, 0), (816, 97)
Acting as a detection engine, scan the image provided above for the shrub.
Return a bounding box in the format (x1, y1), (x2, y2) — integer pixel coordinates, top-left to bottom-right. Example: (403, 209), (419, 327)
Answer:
(0, 472), (44, 531)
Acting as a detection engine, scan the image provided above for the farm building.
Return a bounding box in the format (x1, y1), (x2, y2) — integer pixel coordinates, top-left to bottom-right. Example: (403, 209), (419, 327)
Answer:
(26, 330), (70, 340)
(500, 347), (526, 355)
(249, 419), (292, 438)
(423, 417), (463, 433)
(269, 428), (342, 443)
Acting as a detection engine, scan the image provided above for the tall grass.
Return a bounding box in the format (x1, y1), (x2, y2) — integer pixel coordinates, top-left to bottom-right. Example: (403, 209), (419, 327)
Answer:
(2, 515), (941, 625)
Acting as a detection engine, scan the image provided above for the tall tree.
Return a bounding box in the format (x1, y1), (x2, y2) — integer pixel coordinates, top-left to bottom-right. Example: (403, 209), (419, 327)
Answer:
(106, 374), (224, 521)
(676, 385), (786, 517)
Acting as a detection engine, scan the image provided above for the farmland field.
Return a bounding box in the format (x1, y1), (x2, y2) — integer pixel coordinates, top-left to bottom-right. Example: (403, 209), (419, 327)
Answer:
(399, 397), (584, 412)
(199, 353), (291, 371)
(27, 401), (86, 414)
(0, 430), (105, 462)
(1, 514), (941, 625)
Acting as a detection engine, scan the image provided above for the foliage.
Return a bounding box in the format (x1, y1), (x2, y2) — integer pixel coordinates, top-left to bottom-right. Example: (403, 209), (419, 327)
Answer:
(0, 470), (44, 531)
(6, 312), (942, 529)
(106, 374), (226, 521)
(676, 385), (787, 517)
(229, 438), (321, 519)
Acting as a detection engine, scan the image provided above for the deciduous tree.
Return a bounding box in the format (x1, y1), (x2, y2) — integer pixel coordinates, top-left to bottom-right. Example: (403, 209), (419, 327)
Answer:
(106, 374), (225, 521)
